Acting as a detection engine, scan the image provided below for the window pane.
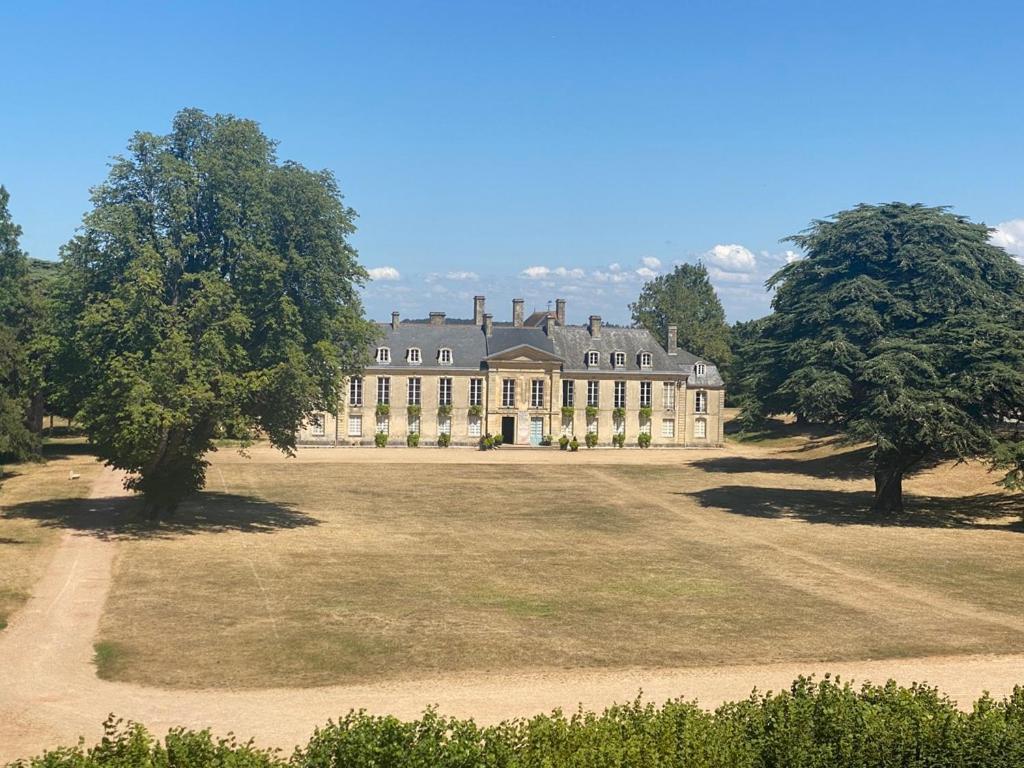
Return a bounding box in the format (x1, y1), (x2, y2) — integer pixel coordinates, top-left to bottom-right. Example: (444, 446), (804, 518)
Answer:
(694, 418), (706, 438)
(562, 379), (574, 407)
(662, 419), (675, 437)
(663, 382), (674, 409)
(348, 414), (362, 436)
(468, 415), (481, 437)
(377, 377), (390, 404)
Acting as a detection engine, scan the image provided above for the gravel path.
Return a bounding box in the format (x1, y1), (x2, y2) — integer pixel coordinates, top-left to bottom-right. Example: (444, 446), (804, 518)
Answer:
(2, 466), (1024, 764)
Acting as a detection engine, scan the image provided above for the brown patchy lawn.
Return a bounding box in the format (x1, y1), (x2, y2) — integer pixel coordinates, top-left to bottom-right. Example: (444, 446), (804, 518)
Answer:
(82, 434), (1024, 689)
(0, 440), (103, 629)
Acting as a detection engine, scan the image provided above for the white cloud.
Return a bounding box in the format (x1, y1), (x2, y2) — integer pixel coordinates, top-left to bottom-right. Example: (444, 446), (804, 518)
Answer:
(635, 266), (658, 279)
(521, 265), (585, 280)
(707, 266), (753, 283)
(784, 249), (802, 264)
(641, 256), (661, 269)
(446, 270), (479, 281)
(367, 266), (401, 281)
(991, 219), (1024, 263)
(704, 243), (757, 272)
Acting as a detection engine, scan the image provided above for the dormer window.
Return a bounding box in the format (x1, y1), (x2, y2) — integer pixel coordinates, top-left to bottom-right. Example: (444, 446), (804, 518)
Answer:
(612, 351), (626, 368)
(585, 350), (599, 367)
(438, 347), (453, 365)
(406, 347), (421, 365)
(639, 351), (652, 369)
(375, 347), (391, 364)
(695, 362), (706, 376)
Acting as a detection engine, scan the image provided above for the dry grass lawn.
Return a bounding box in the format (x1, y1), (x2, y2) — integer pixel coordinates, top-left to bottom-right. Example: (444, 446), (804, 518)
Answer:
(54, 430), (1022, 689)
(0, 440), (104, 629)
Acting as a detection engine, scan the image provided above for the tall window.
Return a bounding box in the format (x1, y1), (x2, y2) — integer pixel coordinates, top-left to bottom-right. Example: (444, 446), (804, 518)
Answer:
(695, 362), (706, 376)
(375, 347), (390, 364)
(377, 376), (390, 405)
(310, 414), (325, 436)
(587, 380), (599, 407)
(694, 417), (707, 439)
(439, 377), (453, 406)
(406, 347), (421, 364)
(438, 348), (453, 365)
(639, 351), (652, 368)
(530, 379), (544, 408)
(502, 378), (516, 408)
(562, 379), (575, 407)
(349, 376), (363, 406)
(662, 381), (675, 409)
(695, 390), (708, 413)
(586, 350), (599, 367)
(407, 377), (421, 405)
(639, 381), (652, 408)
(469, 378), (483, 407)
(612, 352), (625, 368)
(614, 381), (626, 408)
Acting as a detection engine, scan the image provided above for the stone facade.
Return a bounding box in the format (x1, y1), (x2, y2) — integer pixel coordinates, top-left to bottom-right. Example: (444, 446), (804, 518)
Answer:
(297, 297), (724, 447)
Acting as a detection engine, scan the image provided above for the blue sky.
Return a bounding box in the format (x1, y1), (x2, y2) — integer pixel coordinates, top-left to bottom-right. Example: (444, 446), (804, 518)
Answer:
(4, 1), (1023, 324)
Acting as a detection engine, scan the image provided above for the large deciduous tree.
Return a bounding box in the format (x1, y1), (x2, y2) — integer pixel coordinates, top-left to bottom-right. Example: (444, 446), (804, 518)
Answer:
(56, 109), (375, 514)
(630, 263), (732, 368)
(0, 186), (40, 463)
(742, 203), (1024, 513)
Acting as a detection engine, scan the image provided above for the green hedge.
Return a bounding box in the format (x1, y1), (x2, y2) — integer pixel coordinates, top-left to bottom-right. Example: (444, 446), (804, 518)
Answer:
(12, 678), (1024, 767)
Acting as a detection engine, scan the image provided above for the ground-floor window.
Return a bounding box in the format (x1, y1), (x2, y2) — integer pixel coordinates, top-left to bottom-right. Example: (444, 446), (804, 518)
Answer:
(614, 418), (625, 436)
(408, 415), (421, 434)
(694, 417), (707, 439)
(376, 415), (389, 435)
(310, 413), (325, 436)
(661, 418), (675, 438)
(348, 414), (362, 437)
(438, 415), (452, 435)
(468, 415), (481, 437)
(639, 419), (651, 435)
(587, 417), (598, 435)
(561, 415), (573, 437)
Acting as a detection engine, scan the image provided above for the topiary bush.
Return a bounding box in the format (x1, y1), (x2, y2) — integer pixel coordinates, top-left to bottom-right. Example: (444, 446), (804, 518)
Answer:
(558, 435), (570, 450)
(637, 432), (651, 448)
(540, 434), (553, 446)
(373, 431), (387, 448)
(492, 433), (504, 448)
(479, 435), (494, 451)
(569, 436), (580, 452)
(437, 432), (451, 448)
(406, 432), (420, 448)
(585, 432), (598, 448)
(612, 433), (625, 448)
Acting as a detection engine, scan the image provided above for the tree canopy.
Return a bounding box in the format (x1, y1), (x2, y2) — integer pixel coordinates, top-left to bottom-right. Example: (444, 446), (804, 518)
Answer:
(630, 263), (732, 368)
(0, 186), (40, 462)
(55, 109), (376, 513)
(741, 203), (1024, 513)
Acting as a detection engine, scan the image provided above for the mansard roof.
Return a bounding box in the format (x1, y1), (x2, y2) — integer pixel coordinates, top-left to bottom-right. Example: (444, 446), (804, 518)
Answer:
(371, 321), (486, 370)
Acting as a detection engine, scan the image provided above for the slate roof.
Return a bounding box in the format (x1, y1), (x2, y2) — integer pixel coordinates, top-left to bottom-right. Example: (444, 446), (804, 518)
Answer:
(365, 319), (724, 386)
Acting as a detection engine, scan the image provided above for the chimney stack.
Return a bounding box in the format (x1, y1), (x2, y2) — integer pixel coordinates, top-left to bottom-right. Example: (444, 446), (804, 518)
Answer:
(429, 312), (445, 326)
(473, 295), (486, 326)
(589, 315), (602, 338)
(512, 298), (524, 327)
(555, 298), (566, 327)
(666, 324), (678, 354)
(483, 312), (493, 337)
(391, 311), (400, 330)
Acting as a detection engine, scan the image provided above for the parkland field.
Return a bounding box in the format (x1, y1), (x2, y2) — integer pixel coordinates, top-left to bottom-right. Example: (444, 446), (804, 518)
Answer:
(1, 420), (1023, 759)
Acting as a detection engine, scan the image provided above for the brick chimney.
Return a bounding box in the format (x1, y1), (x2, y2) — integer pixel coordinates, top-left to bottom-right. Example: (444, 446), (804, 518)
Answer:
(666, 323), (678, 355)
(589, 315), (602, 338)
(429, 312), (445, 326)
(555, 298), (566, 326)
(391, 311), (400, 330)
(483, 312), (493, 337)
(473, 295), (486, 326)
(512, 298), (524, 327)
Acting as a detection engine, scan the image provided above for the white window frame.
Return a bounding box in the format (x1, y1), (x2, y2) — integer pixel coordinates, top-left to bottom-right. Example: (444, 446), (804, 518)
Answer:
(438, 347), (453, 365)
(612, 351), (626, 368)
(695, 390), (708, 414)
(438, 377), (453, 406)
(377, 376), (390, 405)
(438, 415), (452, 435)
(695, 362), (706, 376)
(587, 380), (599, 407)
(639, 419), (651, 435)
(530, 379), (544, 409)
(349, 376), (363, 407)
(614, 380), (626, 408)
(408, 414), (421, 434)
(562, 379), (575, 407)
(502, 378), (516, 408)
(694, 417), (707, 439)
(407, 377), (421, 405)
(662, 381), (675, 410)
(310, 413), (325, 436)
(639, 381), (652, 408)
(469, 378), (483, 407)
(639, 351), (652, 368)
(587, 417), (598, 435)
(348, 414), (362, 437)
(376, 414), (389, 435)
(585, 350), (599, 367)
(661, 418), (675, 438)
(375, 347), (391, 364)
(468, 415), (481, 437)
(406, 347), (421, 365)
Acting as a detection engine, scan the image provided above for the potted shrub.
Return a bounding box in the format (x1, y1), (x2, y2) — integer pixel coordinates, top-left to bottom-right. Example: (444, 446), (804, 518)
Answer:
(374, 431), (388, 448)
(612, 432), (625, 448)
(468, 404), (483, 417)
(493, 433), (504, 448)
(558, 435), (570, 451)
(375, 403), (390, 418)
(540, 434), (553, 447)
(585, 432), (598, 449)
(561, 406), (575, 419)
(480, 434), (494, 451)
(638, 432), (651, 448)
(437, 432), (451, 447)
(569, 436), (580, 452)
(406, 432), (420, 447)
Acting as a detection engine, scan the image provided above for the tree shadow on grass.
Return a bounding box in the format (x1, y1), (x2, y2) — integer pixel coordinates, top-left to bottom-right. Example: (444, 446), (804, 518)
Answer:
(687, 485), (1023, 531)
(1, 491), (320, 541)
(693, 445), (876, 481)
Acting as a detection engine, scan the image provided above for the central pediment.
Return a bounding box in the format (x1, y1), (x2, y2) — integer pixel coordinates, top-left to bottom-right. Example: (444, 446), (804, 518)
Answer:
(484, 344), (564, 364)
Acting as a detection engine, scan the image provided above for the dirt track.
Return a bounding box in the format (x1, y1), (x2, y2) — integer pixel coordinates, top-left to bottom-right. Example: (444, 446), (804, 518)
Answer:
(2, 464), (1024, 763)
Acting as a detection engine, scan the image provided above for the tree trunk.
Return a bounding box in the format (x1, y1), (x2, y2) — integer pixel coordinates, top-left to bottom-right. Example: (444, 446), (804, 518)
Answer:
(872, 465), (904, 514)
